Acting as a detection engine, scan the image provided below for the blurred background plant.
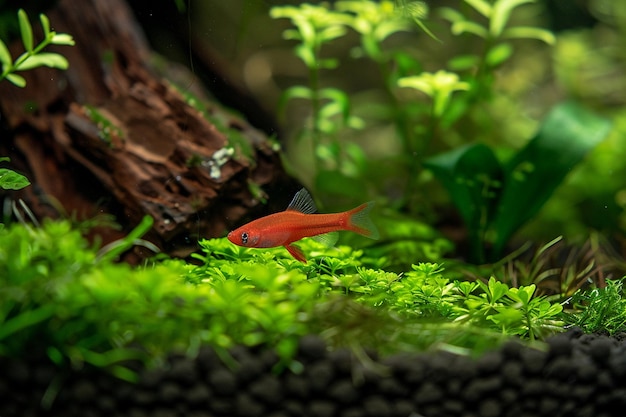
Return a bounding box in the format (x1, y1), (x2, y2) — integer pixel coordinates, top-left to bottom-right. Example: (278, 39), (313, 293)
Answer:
(121, 0), (626, 268)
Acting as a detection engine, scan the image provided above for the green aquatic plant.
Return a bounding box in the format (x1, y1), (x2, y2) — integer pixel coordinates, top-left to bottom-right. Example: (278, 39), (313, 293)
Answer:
(0, 157), (29, 190)
(564, 278), (626, 335)
(425, 101), (612, 263)
(439, 0), (555, 105)
(0, 8), (74, 87)
(0, 217), (570, 385)
(271, 3), (360, 174)
(0, 9), (74, 191)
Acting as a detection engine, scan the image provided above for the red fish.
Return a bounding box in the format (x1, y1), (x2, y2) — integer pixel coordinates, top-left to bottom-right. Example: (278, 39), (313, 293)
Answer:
(227, 188), (379, 262)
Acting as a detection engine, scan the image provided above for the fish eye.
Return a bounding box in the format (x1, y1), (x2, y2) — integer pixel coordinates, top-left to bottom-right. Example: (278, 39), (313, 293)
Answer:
(241, 232), (248, 245)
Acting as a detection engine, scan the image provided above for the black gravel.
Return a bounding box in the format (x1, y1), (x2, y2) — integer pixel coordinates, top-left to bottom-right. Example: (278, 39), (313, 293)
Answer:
(2, 328), (626, 417)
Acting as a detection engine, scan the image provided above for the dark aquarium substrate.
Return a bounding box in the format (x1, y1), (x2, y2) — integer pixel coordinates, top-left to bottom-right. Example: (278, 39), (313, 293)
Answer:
(2, 328), (626, 417)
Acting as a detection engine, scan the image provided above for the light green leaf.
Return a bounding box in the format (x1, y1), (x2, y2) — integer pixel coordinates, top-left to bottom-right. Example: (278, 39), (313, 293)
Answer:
(18, 9), (34, 52)
(398, 75), (434, 96)
(277, 86), (312, 120)
(448, 54), (480, 71)
(0, 38), (12, 69)
(0, 168), (31, 189)
(40, 13), (51, 36)
(438, 7), (466, 24)
(490, 0), (535, 38)
(295, 44), (316, 68)
(15, 53), (69, 71)
(319, 25), (347, 43)
(6, 73), (26, 87)
(451, 21), (488, 38)
(0, 157), (10, 162)
(51, 33), (75, 46)
(319, 88), (350, 122)
(485, 42), (513, 67)
(503, 26), (555, 44)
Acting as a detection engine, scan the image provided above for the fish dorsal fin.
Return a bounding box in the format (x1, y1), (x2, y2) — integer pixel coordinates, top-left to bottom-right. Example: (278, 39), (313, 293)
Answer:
(286, 188), (317, 214)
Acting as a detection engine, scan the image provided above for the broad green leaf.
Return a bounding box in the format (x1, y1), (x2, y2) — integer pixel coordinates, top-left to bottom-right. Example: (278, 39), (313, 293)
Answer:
(50, 33), (75, 46)
(40, 13), (51, 36)
(503, 26), (556, 44)
(18, 9), (34, 52)
(0, 157), (10, 162)
(15, 53), (69, 71)
(424, 144), (503, 263)
(0, 168), (31, 189)
(0, 38), (12, 69)
(5, 73), (26, 87)
(490, 101), (612, 258)
(490, 0), (534, 37)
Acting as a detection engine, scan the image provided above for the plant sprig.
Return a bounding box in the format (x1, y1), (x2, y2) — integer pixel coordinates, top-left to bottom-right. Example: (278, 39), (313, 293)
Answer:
(0, 8), (75, 88)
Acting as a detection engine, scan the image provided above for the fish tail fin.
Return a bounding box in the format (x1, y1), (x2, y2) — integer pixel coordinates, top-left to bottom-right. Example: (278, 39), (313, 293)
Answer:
(346, 202), (380, 240)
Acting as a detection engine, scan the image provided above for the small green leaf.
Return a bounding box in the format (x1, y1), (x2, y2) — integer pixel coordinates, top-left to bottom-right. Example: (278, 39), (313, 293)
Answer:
(485, 42), (513, 67)
(40, 13), (51, 36)
(0, 168), (31, 189)
(448, 54), (480, 71)
(451, 21), (489, 38)
(319, 88), (350, 122)
(50, 33), (75, 46)
(5, 73), (26, 87)
(503, 26), (555, 44)
(15, 53), (69, 71)
(295, 44), (316, 68)
(0, 157), (10, 163)
(0, 38), (12, 69)
(18, 9), (34, 52)
(278, 86), (312, 120)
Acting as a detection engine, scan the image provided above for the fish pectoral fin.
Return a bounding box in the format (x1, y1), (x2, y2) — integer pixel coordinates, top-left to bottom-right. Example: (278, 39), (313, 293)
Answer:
(311, 231), (339, 247)
(285, 244), (307, 263)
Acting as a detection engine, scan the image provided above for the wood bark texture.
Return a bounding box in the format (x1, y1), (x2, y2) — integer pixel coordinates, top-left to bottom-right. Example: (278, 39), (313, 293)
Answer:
(0, 0), (291, 260)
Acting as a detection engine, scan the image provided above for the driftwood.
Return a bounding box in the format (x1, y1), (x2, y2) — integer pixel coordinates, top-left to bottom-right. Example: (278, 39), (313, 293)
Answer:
(0, 0), (292, 260)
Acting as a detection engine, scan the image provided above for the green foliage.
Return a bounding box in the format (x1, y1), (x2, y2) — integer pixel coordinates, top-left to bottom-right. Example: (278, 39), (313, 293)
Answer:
(0, 157), (30, 190)
(0, 9), (74, 192)
(564, 278), (626, 335)
(0, 9), (74, 87)
(0, 217), (569, 381)
(191, 237), (564, 353)
(425, 101), (612, 263)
